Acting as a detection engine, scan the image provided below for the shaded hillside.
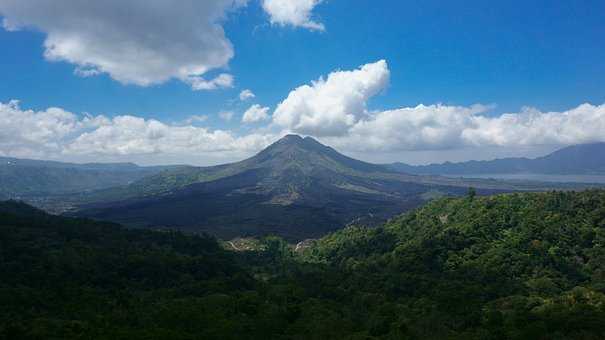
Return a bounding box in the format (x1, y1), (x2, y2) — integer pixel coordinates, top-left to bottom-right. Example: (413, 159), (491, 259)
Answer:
(388, 142), (605, 175)
(0, 201), (260, 339)
(74, 135), (499, 240)
(0, 156), (175, 198)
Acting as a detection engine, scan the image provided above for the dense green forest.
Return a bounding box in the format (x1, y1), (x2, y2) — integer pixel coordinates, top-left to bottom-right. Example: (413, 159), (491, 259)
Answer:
(2, 190), (605, 339)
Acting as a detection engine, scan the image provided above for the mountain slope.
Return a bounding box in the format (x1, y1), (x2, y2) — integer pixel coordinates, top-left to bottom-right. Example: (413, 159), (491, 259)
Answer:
(93, 135), (398, 199)
(388, 142), (605, 175)
(75, 135), (495, 240)
(299, 190), (605, 338)
(0, 200), (261, 339)
(0, 156), (175, 198)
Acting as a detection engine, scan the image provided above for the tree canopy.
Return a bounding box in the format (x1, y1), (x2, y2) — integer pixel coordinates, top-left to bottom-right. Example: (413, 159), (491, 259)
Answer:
(2, 190), (605, 339)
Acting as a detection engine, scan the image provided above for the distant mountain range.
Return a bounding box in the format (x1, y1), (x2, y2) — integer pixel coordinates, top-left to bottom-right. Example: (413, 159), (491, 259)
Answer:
(387, 142), (605, 176)
(73, 135), (504, 240)
(0, 156), (175, 198)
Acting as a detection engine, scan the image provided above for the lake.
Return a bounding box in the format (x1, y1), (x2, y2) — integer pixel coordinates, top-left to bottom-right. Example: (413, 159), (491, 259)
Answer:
(444, 173), (605, 184)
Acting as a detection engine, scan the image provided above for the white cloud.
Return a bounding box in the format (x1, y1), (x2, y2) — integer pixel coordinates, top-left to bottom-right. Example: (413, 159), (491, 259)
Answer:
(321, 103), (605, 152)
(272, 60), (605, 152)
(0, 0), (246, 89)
(0, 100), (275, 162)
(219, 110), (235, 121)
(66, 116), (270, 156)
(0, 100), (106, 158)
(239, 89), (256, 101)
(273, 60), (390, 136)
(462, 104), (605, 147)
(187, 73), (234, 91)
(242, 104), (270, 123)
(331, 104), (492, 151)
(1, 99), (604, 165)
(262, 0), (325, 31)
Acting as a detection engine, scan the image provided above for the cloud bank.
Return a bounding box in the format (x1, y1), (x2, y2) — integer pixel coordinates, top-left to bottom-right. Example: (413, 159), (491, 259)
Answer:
(327, 103), (605, 152)
(2, 98), (604, 164)
(0, 100), (274, 161)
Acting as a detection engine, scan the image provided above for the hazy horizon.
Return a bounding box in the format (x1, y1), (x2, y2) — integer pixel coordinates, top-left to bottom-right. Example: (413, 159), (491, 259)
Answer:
(0, 134), (564, 168)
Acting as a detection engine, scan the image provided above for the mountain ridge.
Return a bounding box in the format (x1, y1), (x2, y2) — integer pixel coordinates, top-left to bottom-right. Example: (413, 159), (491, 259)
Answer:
(388, 142), (605, 175)
(0, 156), (178, 198)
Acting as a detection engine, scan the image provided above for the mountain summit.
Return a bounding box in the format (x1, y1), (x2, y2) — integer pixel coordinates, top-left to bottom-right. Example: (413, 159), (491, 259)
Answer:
(75, 135), (482, 240)
(242, 134), (389, 175)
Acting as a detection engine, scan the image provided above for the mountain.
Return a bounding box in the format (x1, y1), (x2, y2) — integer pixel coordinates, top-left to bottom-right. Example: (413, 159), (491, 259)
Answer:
(387, 142), (605, 175)
(74, 135), (500, 240)
(0, 156), (176, 199)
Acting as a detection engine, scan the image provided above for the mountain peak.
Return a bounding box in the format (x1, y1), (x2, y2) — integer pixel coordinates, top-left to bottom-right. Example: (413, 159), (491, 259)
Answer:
(256, 134), (324, 162)
(280, 134), (305, 143)
(252, 134), (389, 174)
(274, 134), (324, 146)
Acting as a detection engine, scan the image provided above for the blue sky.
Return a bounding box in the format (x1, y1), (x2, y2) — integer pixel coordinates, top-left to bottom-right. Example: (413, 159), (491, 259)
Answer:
(0, 0), (604, 165)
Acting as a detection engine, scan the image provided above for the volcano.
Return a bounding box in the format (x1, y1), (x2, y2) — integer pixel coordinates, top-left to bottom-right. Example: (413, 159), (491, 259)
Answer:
(75, 135), (491, 240)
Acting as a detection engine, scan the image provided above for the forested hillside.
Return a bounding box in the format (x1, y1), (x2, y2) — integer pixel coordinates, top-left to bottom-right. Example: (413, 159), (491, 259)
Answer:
(2, 190), (605, 339)
(0, 157), (173, 198)
(302, 189), (605, 338)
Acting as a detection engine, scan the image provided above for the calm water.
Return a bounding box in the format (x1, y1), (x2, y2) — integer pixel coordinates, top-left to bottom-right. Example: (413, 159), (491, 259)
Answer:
(444, 173), (605, 184)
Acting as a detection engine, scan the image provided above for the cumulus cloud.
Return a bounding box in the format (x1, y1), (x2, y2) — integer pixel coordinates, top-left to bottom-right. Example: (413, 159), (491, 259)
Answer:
(242, 104), (270, 123)
(0, 100), (106, 158)
(462, 104), (605, 147)
(186, 73), (234, 91)
(321, 103), (605, 152)
(0, 0), (245, 89)
(66, 116), (270, 156)
(0, 100), (275, 162)
(239, 89), (256, 101)
(332, 104), (493, 151)
(273, 60), (390, 136)
(272, 60), (605, 152)
(262, 0), (325, 31)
